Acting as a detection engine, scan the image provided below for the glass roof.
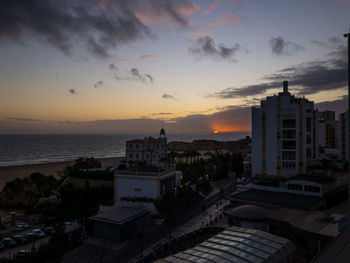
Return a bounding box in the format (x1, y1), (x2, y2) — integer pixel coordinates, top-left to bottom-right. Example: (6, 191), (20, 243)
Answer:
(160, 226), (295, 263)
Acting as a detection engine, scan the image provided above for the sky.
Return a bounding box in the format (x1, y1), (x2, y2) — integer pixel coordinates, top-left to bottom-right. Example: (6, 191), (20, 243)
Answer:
(0, 0), (349, 134)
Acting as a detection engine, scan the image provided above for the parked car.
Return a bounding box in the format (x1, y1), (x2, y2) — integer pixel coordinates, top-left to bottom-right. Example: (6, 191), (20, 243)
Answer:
(2, 238), (17, 248)
(44, 226), (55, 235)
(24, 232), (36, 242)
(12, 225), (23, 232)
(32, 229), (46, 239)
(17, 223), (30, 229)
(12, 235), (28, 245)
(63, 221), (72, 226)
(0, 242), (5, 250)
(15, 250), (31, 257)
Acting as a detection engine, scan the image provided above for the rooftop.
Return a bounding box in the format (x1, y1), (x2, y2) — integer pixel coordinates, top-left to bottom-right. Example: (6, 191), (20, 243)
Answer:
(230, 189), (324, 210)
(115, 167), (176, 177)
(287, 174), (336, 185)
(154, 226), (295, 263)
(90, 205), (149, 225)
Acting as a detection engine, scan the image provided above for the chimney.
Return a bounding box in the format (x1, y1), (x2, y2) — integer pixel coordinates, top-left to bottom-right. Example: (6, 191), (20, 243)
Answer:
(283, 81), (288, 94)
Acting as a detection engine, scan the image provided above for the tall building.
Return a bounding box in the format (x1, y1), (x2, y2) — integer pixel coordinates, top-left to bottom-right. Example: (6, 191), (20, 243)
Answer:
(338, 111), (349, 161)
(252, 81), (315, 178)
(315, 110), (338, 159)
(125, 128), (168, 168)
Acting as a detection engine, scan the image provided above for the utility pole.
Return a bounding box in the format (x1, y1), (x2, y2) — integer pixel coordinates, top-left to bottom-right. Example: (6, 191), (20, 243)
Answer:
(344, 28), (350, 210)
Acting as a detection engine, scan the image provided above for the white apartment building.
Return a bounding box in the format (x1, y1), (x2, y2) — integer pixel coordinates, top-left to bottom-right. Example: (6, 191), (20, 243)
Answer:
(252, 81), (315, 178)
(125, 128), (168, 168)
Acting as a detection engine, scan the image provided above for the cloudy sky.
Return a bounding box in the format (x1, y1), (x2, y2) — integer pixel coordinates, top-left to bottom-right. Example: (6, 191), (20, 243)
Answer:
(0, 0), (349, 134)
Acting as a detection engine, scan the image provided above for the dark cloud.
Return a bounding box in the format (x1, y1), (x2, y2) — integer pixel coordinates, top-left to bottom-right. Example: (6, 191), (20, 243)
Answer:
(210, 42), (347, 99)
(208, 82), (281, 99)
(145, 74), (153, 83)
(109, 64), (117, 71)
(0, 0), (196, 58)
(69, 89), (77, 95)
(2, 106), (252, 134)
(189, 36), (244, 61)
(152, 112), (172, 116)
(94, 80), (104, 88)
(162, 93), (178, 100)
(6, 117), (42, 122)
(270, 36), (304, 55)
(130, 68), (153, 83)
(316, 95), (347, 115)
(312, 36), (344, 49)
(114, 68), (153, 84)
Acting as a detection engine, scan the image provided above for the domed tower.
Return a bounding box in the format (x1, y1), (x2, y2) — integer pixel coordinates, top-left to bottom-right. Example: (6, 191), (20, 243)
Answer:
(159, 127), (167, 154)
(160, 127), (166, 139)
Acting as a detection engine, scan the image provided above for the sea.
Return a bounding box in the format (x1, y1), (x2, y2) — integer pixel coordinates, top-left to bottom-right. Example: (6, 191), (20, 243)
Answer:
(0, 132), (250, 167)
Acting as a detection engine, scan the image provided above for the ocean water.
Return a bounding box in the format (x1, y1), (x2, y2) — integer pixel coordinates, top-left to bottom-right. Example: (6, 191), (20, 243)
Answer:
(0, 132), (249, 166)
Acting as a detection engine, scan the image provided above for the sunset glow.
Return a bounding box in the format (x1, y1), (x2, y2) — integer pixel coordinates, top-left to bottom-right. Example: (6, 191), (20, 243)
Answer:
(0, 0), (348, 134)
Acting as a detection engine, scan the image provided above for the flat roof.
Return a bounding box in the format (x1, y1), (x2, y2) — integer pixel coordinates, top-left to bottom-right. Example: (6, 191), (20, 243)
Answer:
(230, 189), (324, 210)
(287, 174), (336, 185)
(90, 205), (149, 225)
(154, 226), (295, 263)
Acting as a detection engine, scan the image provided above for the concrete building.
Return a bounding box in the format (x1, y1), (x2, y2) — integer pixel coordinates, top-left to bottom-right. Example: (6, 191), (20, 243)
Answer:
(338, 111), (348, 161)
(252, 81), (315, 178)
(224, 204), (344, 255)
(315, 110), (338, 159)
(126, 128), (168, 168)
(114, 167), (181, 200)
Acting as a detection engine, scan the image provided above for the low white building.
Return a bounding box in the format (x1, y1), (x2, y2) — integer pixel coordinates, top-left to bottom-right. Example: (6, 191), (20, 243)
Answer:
(114, 167), (182, 201)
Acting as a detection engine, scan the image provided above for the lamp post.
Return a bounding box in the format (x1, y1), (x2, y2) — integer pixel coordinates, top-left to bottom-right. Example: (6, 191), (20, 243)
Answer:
(344, 29), (350, 209)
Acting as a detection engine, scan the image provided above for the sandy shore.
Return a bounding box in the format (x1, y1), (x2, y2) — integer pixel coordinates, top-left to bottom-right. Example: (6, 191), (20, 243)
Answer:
(0, 157), (123, 191)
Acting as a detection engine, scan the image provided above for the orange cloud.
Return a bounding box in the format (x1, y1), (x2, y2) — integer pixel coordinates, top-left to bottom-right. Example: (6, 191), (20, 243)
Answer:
(178, 4), (200, 15)
(122, 54), (158, 63)
(136, 11), (162, 25)
(203, 1), (222, 15)
(187, 28), (211, 37)
(210, 13), (243, 28)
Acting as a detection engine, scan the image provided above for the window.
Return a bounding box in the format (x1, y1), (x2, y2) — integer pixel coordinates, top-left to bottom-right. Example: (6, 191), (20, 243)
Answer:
(130, 144), (133, 149)
(136, 144), (139, 149)
(282, 130), (296, 139)
(134, 187), (141, 192)
(282, 151), (296, 160)
(282, 141), (296, 149)
(306, 148), (311, 158)
(129, 154), (133, 158)
(306, 117), (312, 132)
(282, 161), (296, 169)
(146, 154), (149, 159)
(307, 135), (312, 144)
(287, 184), (302, 191)
(136, 154), (139, 159)
(304, 185), (320, 192)
(282, 119), (296, 128)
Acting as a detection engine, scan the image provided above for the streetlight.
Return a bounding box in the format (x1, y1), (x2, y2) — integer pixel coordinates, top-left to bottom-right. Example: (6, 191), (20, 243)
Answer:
(344, 28), (350, 209)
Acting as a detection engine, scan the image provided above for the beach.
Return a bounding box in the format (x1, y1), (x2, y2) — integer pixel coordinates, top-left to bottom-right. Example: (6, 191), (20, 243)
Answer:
(0, 157), (122, 191)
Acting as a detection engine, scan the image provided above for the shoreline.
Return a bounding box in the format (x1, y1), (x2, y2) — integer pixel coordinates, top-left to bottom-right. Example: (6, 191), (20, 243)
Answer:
(0, 157), (123, 191)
